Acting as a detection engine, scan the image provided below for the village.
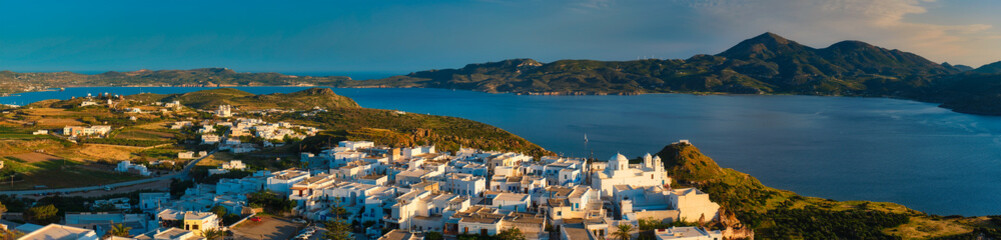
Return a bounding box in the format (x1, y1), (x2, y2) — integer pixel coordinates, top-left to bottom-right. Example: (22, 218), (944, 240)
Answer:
(0, 93), (729, 240)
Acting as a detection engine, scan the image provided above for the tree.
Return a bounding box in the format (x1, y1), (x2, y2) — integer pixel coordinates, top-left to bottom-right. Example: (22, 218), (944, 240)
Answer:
(201, 228), (225, 240)
(0, 228), (24, 240)
(613, 224), (634, 240)
(247, 190), (297, 214)
(109, 224), (132, 237)
(329, 199), (347, 219)
(331, 205), (347, 219)
(210, 205), (228, 218)
(0, 201), (7, 214)
(425, 231), (443, 240)
(497, 227), (526, 240)
(24, 204), (59, 225)
(322, 218), (353, 240)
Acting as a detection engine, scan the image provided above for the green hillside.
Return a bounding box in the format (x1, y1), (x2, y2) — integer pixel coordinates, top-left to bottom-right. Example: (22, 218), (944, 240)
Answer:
(290, 108), (551, 158)
(129, 88), (359, 110)
(656, 142), (1001, 239)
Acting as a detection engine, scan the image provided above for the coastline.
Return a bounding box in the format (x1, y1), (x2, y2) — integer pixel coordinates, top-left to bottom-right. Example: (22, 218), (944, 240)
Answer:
(6, 84), (992, 117)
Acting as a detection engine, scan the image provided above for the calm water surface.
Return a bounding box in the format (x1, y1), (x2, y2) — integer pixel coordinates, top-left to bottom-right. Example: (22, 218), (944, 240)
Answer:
(3, 87), (1001, 216)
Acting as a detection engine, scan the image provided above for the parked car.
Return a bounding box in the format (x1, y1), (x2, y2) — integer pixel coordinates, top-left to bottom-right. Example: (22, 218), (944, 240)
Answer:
(249, 216), (262, 222)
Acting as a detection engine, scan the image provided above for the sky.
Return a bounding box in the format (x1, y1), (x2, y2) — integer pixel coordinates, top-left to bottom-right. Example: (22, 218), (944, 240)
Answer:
(1, 0), (1000, 73)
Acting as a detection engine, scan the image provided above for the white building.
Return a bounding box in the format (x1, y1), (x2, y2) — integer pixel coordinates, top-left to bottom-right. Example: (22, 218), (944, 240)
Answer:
(334, 141), (372, 150)
(135, 227), (198, 240)
(62, 125), (112, 137)
(266, 169), (311, 195)
(201, 134), (220, 144)
(115, 161), (151, 176)
(591, 153), (669, 197)
(216, 176), (267, 195)
(165, 100), (183, 109)
(178, 151), (196, 159)
(64, 212), (149, 237)
(170, 121), (192, 130)
(80, 101), (98, 107)
(670, 188), (721, 222)
(139, 192), (171, 211)
(444, 173), (486, 197)
(215, 105), (233, 117)
(18, 223), (99, 240)
(220, 160), (246, 170)
(654, 227), (722, 240)
(490, 193), (531, 212)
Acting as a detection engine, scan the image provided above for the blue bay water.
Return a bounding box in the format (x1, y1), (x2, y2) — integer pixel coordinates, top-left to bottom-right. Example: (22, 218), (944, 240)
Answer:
(3, 87), (1001, 216)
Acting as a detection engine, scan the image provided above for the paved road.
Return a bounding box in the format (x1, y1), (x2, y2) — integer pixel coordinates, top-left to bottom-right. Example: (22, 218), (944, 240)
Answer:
(0, 150), (214, 196)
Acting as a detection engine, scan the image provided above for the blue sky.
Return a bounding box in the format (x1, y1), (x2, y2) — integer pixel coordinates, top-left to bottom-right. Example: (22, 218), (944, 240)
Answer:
(2, 0), (999, 73)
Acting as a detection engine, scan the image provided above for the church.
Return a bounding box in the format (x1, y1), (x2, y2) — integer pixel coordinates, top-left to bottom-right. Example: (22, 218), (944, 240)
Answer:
(590, 153), (670, 197)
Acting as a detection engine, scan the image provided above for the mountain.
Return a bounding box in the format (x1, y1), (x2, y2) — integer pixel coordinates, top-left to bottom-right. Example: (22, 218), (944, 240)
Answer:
(6, 32), (1001, 115)
(942, 62), (974, 72)
(353, 33), (1001, 115)
(971, 61), (1001, 74)
(360, 32), (958, 97)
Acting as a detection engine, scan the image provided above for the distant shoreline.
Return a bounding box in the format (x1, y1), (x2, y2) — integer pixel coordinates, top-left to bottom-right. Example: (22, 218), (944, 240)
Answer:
(5, 85), (980, 117)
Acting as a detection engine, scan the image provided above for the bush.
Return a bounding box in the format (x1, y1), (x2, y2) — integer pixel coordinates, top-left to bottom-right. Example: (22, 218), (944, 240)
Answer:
(756, 207), (910, 239)
(25, 204), (60, 225)
(247, 191), (296, 215)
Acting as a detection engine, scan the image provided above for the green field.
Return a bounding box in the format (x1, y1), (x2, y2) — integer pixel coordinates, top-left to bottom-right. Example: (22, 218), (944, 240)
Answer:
(0, 126), (53, 140)
(0, 155), (143, 190)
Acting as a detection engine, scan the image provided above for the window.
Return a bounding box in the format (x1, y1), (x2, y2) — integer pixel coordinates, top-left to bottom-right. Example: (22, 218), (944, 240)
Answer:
(481, 229), (488, 236)
(192, 225), (199, 230)
(464, 227), (469, 233)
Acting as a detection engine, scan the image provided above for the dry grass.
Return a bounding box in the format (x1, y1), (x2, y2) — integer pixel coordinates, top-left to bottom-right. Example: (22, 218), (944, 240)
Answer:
(0, 139), (63, 155)
(35, 118), (84, 127)
(22, 108), (75, 116)
(885, 216), (974, 239)
(133, 121), (172, 130)
(8, 152), (61, 163)
(114, 129), (175, 140)
(197, 152), (234, 167)
(77, 144), (142, 161)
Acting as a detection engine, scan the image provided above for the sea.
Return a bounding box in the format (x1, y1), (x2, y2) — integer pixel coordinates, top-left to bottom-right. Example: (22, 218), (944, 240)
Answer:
(3, 86), (1001, 216)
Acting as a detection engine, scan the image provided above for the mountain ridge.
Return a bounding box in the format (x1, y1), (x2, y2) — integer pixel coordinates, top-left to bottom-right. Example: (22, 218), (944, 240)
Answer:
(4, 32), (1001, 115)
(352, 32), (1001, 115)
